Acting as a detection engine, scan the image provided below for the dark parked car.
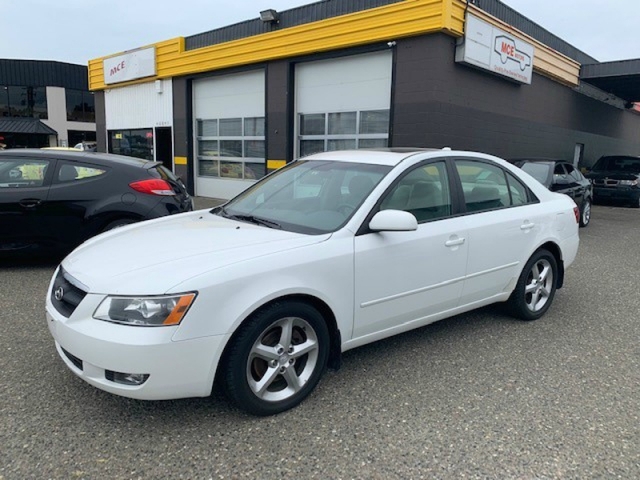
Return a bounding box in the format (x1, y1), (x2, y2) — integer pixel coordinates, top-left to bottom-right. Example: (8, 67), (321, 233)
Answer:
(0, 149), (192, 254)
(510, 158), (592, 227)
(585, 155), (640, 208)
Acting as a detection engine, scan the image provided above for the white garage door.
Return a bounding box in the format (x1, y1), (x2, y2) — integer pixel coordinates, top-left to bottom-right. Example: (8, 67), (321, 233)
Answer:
(193, 70), (265, 199)
(295, 51), (392, 157)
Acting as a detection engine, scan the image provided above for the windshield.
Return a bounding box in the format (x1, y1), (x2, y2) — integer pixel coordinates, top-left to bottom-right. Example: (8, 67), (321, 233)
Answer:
(217, 160), (391, 234)
(519, 162), (552, 186)
(592, 156), (640, 173)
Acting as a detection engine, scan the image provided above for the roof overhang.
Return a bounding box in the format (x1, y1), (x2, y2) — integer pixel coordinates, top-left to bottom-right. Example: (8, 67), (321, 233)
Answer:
(0, 118), (58, 135)
(580, 59), (640, 104)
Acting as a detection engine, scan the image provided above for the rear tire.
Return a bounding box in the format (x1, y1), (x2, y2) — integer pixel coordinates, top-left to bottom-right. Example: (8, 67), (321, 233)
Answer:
(220, 301), (330, 416)
(579, 199), (591, 227)
(507, 249), (558, 321)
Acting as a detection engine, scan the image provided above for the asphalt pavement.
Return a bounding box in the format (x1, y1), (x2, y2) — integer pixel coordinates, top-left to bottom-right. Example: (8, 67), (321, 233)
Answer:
(0, 204), (638, 479)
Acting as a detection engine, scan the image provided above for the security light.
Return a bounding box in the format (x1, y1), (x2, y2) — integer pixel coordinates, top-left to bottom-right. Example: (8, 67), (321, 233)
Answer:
(260, 9), (279, 23)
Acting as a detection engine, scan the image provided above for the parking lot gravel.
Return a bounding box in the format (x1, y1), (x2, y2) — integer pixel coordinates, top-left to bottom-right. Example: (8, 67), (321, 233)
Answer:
(0, 204), (638, 479)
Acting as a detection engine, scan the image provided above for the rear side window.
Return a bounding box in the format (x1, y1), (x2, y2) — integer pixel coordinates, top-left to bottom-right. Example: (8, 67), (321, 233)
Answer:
(56, 163), (106, 183)
(0, 158), (50, 188)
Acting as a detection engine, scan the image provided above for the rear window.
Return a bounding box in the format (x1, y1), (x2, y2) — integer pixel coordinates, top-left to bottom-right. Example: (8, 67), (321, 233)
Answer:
(593, 156), (640, 173)
(150, 165), (179, 181)
(519, 162), (552, 186)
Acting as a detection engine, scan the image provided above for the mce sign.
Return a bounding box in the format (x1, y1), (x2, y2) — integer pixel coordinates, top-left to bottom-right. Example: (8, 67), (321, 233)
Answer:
(103, 47), (156, 85)
(455, 13), (535, 85)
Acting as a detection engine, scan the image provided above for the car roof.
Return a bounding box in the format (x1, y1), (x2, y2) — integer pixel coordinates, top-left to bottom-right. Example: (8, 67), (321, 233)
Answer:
(302, 148), (456, 166)
(0, 149), (154, 168)
(509, 157), (567, 164)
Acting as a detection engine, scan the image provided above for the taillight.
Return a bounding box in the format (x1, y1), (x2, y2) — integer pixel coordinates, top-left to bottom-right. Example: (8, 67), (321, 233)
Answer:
(129, 179), (174, 196)
(573, 206), (580, 223)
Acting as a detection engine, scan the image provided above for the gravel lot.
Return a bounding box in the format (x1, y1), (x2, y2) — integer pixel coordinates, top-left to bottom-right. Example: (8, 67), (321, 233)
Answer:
(0, 204), (638, 479)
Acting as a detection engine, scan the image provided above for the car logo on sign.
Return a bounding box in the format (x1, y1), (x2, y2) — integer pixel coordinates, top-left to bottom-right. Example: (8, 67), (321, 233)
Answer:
(54, 286), (64, 301)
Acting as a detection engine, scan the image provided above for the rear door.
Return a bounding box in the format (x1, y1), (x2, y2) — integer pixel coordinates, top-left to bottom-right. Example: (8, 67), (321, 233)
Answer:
(453, 158), (544, 306)
(0, 156), (54, 250)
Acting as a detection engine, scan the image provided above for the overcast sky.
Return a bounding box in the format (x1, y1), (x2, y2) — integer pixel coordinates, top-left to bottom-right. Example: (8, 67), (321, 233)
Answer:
(1, 0), (639, 65)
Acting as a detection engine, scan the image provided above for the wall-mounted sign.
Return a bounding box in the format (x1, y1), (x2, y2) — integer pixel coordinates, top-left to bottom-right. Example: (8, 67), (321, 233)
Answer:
(104, 47), (156, 85)
(455, 13), (534, 85)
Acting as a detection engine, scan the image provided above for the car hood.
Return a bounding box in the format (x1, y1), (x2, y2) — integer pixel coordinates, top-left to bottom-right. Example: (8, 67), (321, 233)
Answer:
(587, 170), (640, 180)
(62, 210), (330, 294)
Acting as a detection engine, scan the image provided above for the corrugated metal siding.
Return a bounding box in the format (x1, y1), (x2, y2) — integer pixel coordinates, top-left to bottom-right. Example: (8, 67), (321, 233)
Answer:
(0, 59), (88, 89)
(104, 80), (173, 129)
(0, 118), (58, 134)
(185, 0), (404, 50)
(473, 0), (597, 64)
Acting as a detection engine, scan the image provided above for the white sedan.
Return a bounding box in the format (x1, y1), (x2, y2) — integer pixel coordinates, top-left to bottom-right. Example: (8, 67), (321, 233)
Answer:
(46, 148), (580, 415)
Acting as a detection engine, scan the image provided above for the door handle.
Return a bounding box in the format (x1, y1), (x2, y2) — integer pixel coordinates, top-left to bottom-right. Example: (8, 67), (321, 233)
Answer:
(445, 237), (465, 247)
(520, 221), (535, 231)
(19, 199), (42, 208)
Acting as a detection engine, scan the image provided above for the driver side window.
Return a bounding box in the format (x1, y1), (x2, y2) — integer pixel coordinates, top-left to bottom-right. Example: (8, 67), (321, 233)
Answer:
(380, 161), (451, 222)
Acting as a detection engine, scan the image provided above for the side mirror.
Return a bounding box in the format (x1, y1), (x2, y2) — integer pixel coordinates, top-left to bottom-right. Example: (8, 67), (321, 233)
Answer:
(369, 210), (418, 232)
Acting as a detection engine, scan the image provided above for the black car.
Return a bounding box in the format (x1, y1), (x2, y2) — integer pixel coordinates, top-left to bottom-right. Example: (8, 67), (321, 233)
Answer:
(585, 155), (640, 208)
(510, 158), (593, 227)
(0, 149), (192, 254)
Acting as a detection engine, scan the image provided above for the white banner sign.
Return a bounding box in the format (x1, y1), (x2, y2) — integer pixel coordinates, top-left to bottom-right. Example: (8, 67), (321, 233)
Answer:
(104, 47), (156, 85)
(455, 13), (534, 85)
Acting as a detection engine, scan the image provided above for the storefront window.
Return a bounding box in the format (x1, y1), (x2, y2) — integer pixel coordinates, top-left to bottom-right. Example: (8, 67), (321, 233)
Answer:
(66, 89), (95, 122)
(196, 116), (266, 180)
(108, 128), (153, 160)
(0, 86), (48, 119)
(298, 109), (389, 156)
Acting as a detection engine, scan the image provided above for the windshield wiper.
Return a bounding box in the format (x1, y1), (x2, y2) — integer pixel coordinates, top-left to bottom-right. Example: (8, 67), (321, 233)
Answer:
(219, 208), (281, 229)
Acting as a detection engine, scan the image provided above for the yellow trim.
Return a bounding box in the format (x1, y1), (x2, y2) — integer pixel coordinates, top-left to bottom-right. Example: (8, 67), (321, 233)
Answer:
(464, 3), (580, 87)
(267, 160), (287, 170)
(174, 156), (187, 165)
(89, 0), (462, 90)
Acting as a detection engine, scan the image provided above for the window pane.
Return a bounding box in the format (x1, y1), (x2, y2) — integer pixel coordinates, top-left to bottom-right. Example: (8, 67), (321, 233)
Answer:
(244, 161), (267, 180)
(328, 112), (356, 134)
(244, 140), (265, 159)
(244, 117), (265, 136)
(32, 87), (48, 119)
(360, 110), (390, 134)
(198, 140), (218, 157)
(66, 89), (84, 122)
(198, 159), (219, 177)
(198, 119), (217, 137)
(381, 162), (451, 222)
(0, 159), (49, 187)
(327, 139), (356, 151)
(7, 86), (28, 117)
(300, 140), (324, 157)
(128, 129), (154, 160)
(219, 140), (242, 157)
(220, 161), (244, 178)
(83, 92), (95, 122)
(456, 160), (508, 212)
(300, 114), (325, 135)
(358, 138), (388, 149)
(506, 171), (529, 206)
(219, 118), (242, 136)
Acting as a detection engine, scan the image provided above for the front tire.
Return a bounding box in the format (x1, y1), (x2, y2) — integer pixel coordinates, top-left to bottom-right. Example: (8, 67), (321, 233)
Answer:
(507, 249), (558, 321)
(220, 301), (330, 416)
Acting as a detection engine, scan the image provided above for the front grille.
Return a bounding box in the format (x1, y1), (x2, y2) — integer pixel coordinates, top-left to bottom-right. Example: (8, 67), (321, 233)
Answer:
(594, 179), (620, 187)
(61, 348), (83, 371)
(50, 268), (88, 318)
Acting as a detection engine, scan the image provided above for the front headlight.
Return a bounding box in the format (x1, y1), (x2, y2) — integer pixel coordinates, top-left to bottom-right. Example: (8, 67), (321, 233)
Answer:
(93, 293), (197, 326)
(620, 179), (638, 186)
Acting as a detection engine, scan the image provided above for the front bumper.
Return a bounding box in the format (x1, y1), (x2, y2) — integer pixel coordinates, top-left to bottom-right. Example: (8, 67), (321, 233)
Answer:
(593, 186), (640, 203)
(46, 292), (229, 400)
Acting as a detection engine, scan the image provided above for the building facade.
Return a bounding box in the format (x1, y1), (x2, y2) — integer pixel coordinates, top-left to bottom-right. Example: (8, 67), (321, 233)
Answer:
(0, 59), (96, 149)
(88, 0), (640, 199)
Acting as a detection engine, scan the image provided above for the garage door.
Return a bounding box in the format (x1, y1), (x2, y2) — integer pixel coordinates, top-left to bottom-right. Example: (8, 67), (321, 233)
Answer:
(295, 51), (392, 157)
(193, 70), (265, 199)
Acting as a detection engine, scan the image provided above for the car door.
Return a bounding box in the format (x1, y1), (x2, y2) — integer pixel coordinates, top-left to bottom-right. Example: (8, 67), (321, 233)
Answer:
(564, 163), (586, 207)
(0, 156), (54, 250)
(454, 159), (543, 306)
(44, 161), (109, 248)
(352, 160), (468, 340)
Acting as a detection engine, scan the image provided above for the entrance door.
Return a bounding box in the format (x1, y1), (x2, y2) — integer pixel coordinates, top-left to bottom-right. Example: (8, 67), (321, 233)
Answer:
(155, 127), (173, 171)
